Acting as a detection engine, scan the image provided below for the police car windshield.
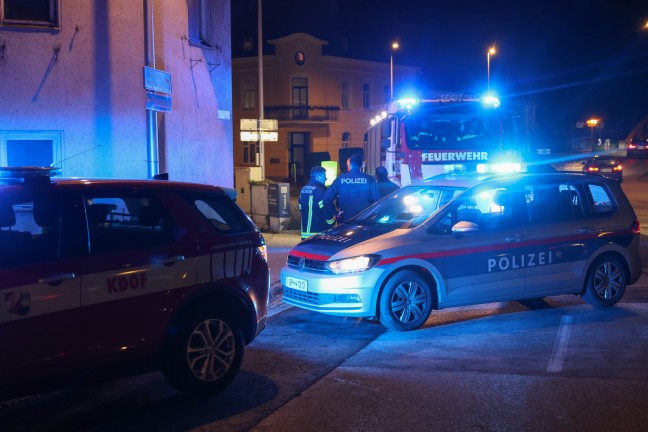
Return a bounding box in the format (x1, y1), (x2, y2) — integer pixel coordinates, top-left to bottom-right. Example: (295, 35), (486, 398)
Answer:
(353, 185), (466, 228)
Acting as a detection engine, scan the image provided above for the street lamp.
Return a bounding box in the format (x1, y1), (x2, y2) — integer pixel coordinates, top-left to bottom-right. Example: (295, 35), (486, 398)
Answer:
(390, 41), (399, 101)
(487, 46), (496, 91)
(586, 118), (599, 137)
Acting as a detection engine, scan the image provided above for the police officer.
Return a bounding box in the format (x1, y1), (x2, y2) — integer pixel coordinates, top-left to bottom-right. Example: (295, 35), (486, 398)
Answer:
(374, 166), (400, 198)
(324, 153), (381, 224)
(299, 166), (336, 240)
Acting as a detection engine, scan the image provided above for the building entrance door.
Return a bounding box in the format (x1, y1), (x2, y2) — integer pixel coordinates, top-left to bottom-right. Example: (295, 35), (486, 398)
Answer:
(289, 132), (310, 183)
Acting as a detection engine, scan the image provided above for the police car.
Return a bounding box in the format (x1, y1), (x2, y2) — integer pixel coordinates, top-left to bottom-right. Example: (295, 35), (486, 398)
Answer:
(281, 172), (642, 331)
(0, 167), (269, 398)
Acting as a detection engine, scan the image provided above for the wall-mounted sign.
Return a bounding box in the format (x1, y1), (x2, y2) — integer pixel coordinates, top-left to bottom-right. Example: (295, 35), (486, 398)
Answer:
(240, 119), (278, 131)
(240, 131), (278, 142)
(146, 91), (172, 113)
(143, 67), (172, 94)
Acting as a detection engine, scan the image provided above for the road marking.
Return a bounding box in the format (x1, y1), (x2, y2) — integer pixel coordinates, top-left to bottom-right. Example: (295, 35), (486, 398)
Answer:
(547, 315), (573, 373)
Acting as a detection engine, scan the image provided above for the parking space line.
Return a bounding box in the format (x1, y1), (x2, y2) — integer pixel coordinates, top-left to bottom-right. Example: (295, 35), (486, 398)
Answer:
(547, 315), (573, 373)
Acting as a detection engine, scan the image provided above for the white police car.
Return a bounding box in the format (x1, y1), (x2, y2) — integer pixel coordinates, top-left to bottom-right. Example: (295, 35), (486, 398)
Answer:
(0, 167), (269, 398)
(281, 172), (642, 331)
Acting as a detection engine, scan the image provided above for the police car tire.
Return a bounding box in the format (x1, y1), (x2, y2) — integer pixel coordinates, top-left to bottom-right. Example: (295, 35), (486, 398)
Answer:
(582, 255), (626, 308)
(162, 311), (244, 395)
(379, 270), (434, 331)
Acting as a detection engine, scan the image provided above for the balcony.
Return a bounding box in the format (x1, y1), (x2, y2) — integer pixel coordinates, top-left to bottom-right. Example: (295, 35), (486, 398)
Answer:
(264, 105), (340, 122)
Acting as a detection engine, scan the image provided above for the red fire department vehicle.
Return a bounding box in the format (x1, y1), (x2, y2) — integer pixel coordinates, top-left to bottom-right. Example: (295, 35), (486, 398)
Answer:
(364, 95), (531, 186)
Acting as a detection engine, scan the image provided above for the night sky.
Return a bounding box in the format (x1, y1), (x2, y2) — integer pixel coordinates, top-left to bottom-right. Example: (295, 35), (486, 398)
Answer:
(232, 0), (648, 139)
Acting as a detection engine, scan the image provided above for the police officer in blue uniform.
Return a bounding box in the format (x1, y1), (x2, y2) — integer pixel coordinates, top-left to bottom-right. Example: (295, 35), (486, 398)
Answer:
(299, 166), (336, 240)
(324, 153), (381, 224)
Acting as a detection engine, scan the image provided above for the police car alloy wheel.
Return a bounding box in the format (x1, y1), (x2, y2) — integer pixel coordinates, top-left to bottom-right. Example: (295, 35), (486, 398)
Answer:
(379, 270), (434, 331)
(163, 311), (244, 395)
(582, 255), (627, 308)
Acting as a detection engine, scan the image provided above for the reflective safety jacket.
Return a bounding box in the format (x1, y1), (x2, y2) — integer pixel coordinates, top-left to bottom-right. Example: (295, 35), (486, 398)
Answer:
(324, 169), (381, 223)
(299, 180), (336, 239)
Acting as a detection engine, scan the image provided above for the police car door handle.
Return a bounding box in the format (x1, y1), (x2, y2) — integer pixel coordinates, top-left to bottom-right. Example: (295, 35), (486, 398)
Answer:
(505, 234), (524, 242)
(38, 273), (78, 285)
(163, 255), (186, 267)
(578, 226), (595, 234)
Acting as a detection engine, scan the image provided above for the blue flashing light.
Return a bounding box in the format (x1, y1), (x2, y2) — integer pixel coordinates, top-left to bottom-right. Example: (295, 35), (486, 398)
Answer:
(394, 97), (419, 111)
(481, 95), (501, 109)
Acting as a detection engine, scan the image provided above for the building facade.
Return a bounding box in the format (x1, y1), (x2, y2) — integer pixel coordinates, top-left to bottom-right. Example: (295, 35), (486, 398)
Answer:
(232, 33), (421, 183)
(0, 0), (233, 186)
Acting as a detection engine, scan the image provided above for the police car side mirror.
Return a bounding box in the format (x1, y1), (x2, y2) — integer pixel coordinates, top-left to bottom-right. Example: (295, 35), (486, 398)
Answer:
(451, 221), (478, 237)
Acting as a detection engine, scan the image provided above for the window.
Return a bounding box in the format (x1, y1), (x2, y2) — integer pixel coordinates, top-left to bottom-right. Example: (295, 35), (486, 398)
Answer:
(191, 195), (251, 234)
(363, 83), (371, 110)
(243, 79), (256, 110)
(188, 0), (211, 47)
(292, 77), (308, 119)
(85, 194), (174, 254)
(243, 141), (257, 165)
(341, 132), (350, 148)
(587, 184), (615, 214)
(0, 131), (62, 168)
(341, 81), (349, 109)
(0, 191), (86, 268)
(525, 182), (584, 222)
(1, 0), (59, 28)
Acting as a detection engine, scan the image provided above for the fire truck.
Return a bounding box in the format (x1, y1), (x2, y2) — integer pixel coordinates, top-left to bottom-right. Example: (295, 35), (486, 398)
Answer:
(364, 95), (529, 186)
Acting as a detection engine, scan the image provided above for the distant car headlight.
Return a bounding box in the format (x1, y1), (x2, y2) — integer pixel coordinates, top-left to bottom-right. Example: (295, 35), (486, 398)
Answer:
(325, 254), (381, 274)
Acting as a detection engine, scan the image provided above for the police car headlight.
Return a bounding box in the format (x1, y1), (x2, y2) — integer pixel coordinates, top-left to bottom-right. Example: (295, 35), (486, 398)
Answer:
(325, 255), (381, 274)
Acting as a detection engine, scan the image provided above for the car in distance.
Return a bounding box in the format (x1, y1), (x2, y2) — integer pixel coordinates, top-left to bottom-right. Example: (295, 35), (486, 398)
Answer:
(582, 155), (623, 182)
(626, 136), (648, 158)
(0, 167), (270, 399)
(281, 172), (641, 331)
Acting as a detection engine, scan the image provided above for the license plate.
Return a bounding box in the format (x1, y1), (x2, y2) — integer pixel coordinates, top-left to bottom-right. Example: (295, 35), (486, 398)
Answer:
(601, 168), (612, 172)
(286, 276), (308, 292)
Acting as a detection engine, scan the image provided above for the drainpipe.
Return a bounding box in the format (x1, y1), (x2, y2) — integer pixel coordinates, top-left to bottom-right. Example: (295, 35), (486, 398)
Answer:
(144, 0), (159, 178)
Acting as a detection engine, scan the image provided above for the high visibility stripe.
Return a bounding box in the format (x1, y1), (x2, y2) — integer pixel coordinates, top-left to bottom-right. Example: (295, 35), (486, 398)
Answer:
(306, 195), (314, 235)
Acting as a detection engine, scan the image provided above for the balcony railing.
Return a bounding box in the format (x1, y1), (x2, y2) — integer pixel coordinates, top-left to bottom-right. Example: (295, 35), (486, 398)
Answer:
(264, 105), (340, 121)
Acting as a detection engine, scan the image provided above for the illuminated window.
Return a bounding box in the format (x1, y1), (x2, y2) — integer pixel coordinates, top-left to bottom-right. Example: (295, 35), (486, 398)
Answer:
(243, 79), (256, 110)
(362, 83), (371, 110)
(341, 81), (349, 109)
(1, 0), (60, 28)
(188, 0), (211, 47)
(0, 130), (62, 168)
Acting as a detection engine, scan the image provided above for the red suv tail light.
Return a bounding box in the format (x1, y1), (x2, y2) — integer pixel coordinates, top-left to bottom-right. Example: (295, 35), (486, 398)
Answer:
(631, 218), (640, 234)
(256, 244), (268, 261)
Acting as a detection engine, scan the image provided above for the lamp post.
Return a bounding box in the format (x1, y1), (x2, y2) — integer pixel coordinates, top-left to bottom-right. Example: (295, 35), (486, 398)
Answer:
(390, 41), (399, 101)
(487, 46), (496, 91)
